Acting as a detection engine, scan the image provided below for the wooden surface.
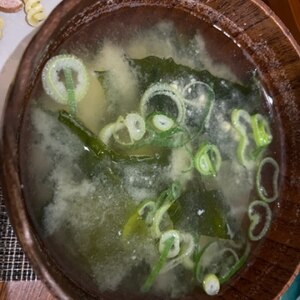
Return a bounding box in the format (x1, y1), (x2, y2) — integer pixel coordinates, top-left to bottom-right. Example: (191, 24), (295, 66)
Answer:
(0, 281), (54, 300)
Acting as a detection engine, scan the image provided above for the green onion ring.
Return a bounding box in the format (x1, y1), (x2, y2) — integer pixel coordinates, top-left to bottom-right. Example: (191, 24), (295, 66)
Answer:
(152, 114), (175, 132)
(251, 114), (272, 148)
(231, 109), (254, 169)
(256, 157), (279, 202)
(159, 230), (181, 258)
(202, 273), (220, 296)
(248, 200), (272, 241)
(161, 232), (195, 273)
(42, 54), (89, 104)
(140, 83), (186, 124)
(194, 142), (221, 176)
(141, 236), (175, 293)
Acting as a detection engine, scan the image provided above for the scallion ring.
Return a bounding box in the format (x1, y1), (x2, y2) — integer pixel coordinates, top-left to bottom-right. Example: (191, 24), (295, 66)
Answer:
(231, 109), (254, 169)
(251, 114), (272, 148)
(152, 114), (175, 132)
(138, 201), (156, 226)
(256, 157), (279, 203)
(183, 81), (215, 128)
(151, 203), (173, 238)
(159, 230), (181, 258)
(202, 274), (220, 296)
(194, 142), (221, 176)
(141, 236), (175, 293)
(160, 232), (195, 273)
(125, 113), (146, 141)
(99, 122), (115, 145)
(219, 243), (250, 284)
(140, 83), (186, 125)
(248, 200), (272, 241)
(42, 54), (89, 105)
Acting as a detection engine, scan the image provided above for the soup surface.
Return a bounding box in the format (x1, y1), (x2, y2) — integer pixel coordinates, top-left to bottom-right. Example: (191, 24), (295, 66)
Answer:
(21, 6), (280, 299)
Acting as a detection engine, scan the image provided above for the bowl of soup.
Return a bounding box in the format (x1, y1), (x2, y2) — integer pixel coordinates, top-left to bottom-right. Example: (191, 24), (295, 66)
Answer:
(1, 0), (299, 299)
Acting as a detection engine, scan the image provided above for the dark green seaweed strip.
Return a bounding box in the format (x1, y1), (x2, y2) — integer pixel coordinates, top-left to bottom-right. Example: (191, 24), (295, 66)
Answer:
(129, 56), (252, 98)
(58, 110), (165, 164)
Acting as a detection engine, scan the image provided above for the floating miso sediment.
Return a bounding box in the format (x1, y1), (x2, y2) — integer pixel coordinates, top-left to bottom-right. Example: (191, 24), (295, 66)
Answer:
(20, 10), (280, 299)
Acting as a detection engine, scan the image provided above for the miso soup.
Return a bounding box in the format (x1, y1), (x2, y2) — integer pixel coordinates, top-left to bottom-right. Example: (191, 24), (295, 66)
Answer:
(20, 6), (281, 299)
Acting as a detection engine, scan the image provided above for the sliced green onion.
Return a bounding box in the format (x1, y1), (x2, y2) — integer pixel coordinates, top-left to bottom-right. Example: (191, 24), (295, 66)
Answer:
(256, 157), (279, 203)
(231, 109), (254, 169)
(63, 68), (77, 115)
(171, 181), (181, 200)
(141, 236), (175, 293)
(152, 114), (175, 132)
(248, 200), (272, 241)
(183, 81), (215, 128)
(123, 200), (156, 237)
(98, 122), (115, 145)
(219, 243), (250, 284)
(100, 113), (145, 146)
(140, 83), (186, 124)
(59, 110), (163, 164)
(138, 201), (156, 226)
(42, 54), (89, 104)
(112, 116), (133, 146)
(161, 232), (195, 273)
(195, 240), (246, 284)
(194, 142), (221, 176)
(159, 230), (181, 258)
(151, 202), (173, 238)
(125, 113), (146, 141)
(202, 274), (220, 296)
(251, 114), (272, 148)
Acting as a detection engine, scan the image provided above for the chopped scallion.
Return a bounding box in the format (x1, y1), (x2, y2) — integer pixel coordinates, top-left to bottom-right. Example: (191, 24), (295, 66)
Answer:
(256, 157), (279, 203)
(202, 273), (220, 296)
(194, 142), (221, 176)
(141, 236), (175, 293)
(248, 200), (272, 241)
(251, 114), (272, 148)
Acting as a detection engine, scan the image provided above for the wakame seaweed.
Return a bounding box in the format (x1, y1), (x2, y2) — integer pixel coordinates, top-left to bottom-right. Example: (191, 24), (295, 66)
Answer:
(95, 56), (258, 110)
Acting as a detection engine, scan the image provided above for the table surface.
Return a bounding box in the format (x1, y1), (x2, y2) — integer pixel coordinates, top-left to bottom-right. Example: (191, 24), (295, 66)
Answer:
(0, 282), (54, 300)
(0, 0), (299, 299)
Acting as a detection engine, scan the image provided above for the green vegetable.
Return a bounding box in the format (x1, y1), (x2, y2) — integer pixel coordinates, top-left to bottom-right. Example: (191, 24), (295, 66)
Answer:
(122, 182), (181, 239)
(251, 114), (272, 148)
(175, 188), (231, 239)
(202, 273), (220, 296)
(42, 54), (89, 105)
(218, 243), (250, 284)
(96, 56), (252, 133)
(141, 236), (175, 293)
(127, 56), (251, 101)
(151, 114), (175, 132)
(231, 109), (255, 168)
(194, 142), (221, 176)
(140, 83), (186, 124)
(160, 232), (195, 273)
(256, 157), (279, 203)
(58, 110), (165, 164)
(248, 200), (272, 241)
(63, 68), (77, 115)
(196, 240), (249, 287)
(122, 200), (156, 237)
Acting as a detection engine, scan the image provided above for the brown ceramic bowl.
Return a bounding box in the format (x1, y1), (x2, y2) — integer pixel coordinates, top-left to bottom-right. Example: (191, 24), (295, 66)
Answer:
(1, 0), (300, 299)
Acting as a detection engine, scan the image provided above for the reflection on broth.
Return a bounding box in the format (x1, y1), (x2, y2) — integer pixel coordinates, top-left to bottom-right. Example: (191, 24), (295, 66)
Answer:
(21, 7), (280, 299)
